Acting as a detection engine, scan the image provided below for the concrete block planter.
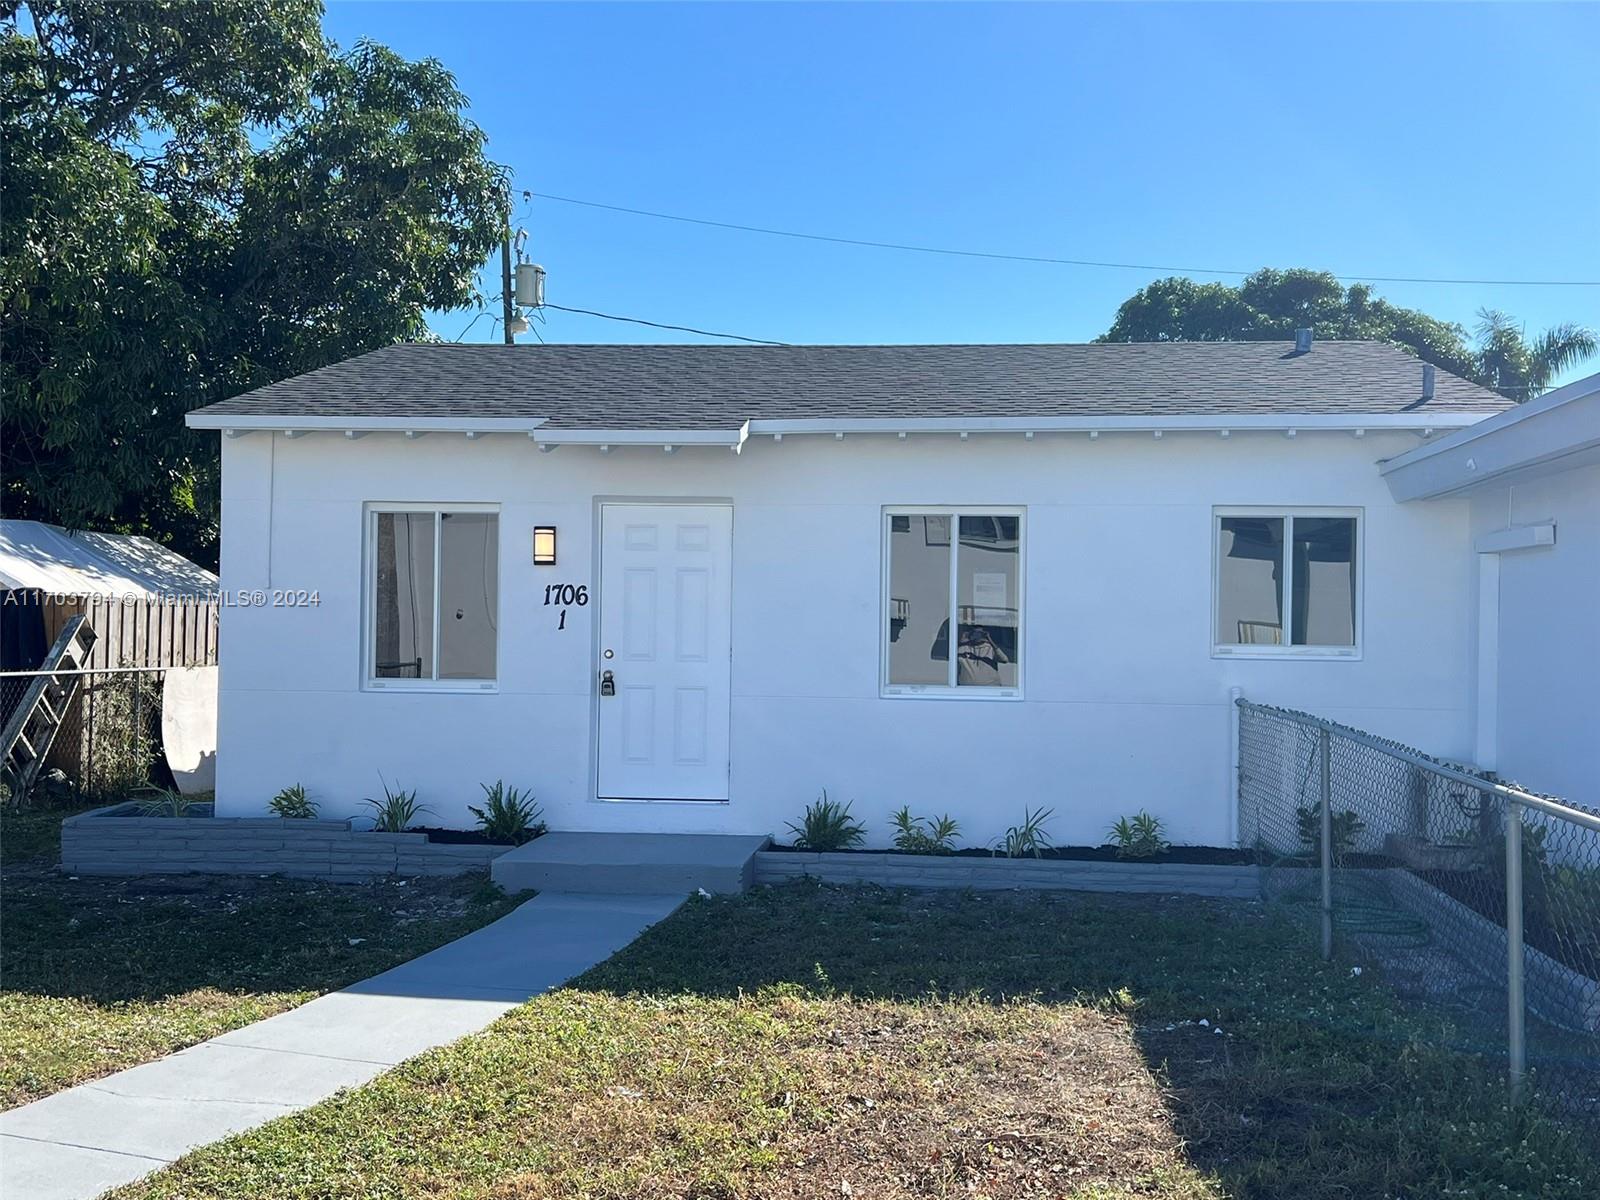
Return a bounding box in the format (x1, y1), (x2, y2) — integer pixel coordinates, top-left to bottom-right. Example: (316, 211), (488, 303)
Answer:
(754, 850), (1262, 899)
(60, 802), (512, 881)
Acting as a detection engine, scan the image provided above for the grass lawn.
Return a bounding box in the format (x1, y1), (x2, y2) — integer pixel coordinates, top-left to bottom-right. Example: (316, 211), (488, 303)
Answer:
(0, 805), (527, 1108)
(108, 883), (1597, 1200)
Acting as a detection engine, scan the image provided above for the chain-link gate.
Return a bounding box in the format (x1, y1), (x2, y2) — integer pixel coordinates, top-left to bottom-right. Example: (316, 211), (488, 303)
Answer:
(1238, 698), (1600, 1126)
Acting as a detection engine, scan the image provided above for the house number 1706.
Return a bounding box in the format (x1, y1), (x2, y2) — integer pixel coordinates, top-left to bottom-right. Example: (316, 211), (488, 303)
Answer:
(543, 584), (589, 630)
(543, 584), (589, 607)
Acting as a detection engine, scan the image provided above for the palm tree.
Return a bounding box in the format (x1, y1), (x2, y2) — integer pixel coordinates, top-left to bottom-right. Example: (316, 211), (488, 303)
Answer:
(1473, 309), (1597, 401)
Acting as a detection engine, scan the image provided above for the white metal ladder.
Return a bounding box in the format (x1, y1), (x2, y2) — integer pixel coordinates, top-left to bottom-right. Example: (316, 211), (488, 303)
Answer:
(1, 615), (97, 805)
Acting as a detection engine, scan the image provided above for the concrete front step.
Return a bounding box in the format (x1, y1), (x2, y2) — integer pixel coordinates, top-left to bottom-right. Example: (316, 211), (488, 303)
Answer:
(491, 832), (769, 896)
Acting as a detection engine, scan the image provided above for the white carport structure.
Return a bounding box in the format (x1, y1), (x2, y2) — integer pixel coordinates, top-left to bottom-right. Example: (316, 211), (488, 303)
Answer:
(0, 520), (217, 603)
(1382, 372), (1600, 808)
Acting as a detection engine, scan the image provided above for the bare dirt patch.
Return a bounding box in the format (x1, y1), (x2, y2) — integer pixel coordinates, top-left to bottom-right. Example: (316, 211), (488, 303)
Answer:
(772, 1003), (1183, 1199)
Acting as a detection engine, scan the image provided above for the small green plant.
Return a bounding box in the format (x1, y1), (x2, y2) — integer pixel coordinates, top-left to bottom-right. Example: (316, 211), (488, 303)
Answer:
(786, 790), (867, 851)
(364, 778), (429, 833)
(137, 788), (196, 818)
(995, 806), (1054, 858)
(1297, 804), (1366, 858)
(890, 806), (961, 855)
(1108, 810), (1169, 859)
(468, 780), (546, 845)
(269, 784), (318, 819)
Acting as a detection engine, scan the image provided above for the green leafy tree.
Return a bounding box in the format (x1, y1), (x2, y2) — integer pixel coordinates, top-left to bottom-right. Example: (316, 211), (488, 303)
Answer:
(1, 1), (508, 563)
(1098, 268), (1594, 403)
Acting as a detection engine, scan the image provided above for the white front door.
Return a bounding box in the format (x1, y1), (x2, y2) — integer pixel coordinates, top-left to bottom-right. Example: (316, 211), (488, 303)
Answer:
(596, 503), (732, 800)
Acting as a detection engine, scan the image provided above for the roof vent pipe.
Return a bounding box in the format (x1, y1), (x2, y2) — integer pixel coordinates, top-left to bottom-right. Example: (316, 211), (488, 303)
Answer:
(1421, 363), (1436, 400)
(1294, 328), (1314, 353)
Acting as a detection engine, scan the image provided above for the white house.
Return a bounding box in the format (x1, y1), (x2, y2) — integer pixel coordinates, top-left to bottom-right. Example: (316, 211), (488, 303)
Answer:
(1381, 370), (1600, 810)
(186, 337), (1531, 847)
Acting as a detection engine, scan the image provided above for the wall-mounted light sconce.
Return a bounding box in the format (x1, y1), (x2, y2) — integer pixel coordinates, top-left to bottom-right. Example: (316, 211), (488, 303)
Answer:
(532, 526), (557, 566)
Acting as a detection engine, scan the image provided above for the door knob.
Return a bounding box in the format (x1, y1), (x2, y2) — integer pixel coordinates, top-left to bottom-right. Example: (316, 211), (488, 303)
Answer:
(599, 669), (616, 697)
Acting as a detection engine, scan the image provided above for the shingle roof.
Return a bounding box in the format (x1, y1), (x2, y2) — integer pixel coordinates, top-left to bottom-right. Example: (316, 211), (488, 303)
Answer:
(190, 340), (1510, 430)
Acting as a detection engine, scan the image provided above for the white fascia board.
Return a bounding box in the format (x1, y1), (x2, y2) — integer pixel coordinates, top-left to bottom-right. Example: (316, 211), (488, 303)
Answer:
(532, 427), (746, 447)
(189, 410), (1488, 441)
(187, 413), (552, 434)
(1380, 375), (1600, 501)
(187, 411), (749, 447)
(746, 413), (1487, 436)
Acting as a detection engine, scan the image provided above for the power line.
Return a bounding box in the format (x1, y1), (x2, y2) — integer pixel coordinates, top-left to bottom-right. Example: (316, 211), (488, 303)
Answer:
(531, 191), (1600, 288)
(540, 302), (787, 345)
(452, 310), (497, 342)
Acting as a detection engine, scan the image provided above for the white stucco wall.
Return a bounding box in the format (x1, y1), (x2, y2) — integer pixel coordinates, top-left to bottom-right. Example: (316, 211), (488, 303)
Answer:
(1470, 463), (1600, 809)
(213, 429), (1476, 848)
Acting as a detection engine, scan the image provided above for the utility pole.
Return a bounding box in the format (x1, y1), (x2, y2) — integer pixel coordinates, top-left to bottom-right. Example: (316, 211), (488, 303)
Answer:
(500, 234), (515, 345)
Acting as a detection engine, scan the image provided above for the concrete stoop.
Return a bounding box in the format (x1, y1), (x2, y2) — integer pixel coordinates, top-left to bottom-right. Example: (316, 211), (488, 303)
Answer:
(491, 832), (770, 896)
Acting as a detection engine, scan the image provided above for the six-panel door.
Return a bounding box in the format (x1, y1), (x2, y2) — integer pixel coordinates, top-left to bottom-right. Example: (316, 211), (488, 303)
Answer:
(596, 503), (733, 800)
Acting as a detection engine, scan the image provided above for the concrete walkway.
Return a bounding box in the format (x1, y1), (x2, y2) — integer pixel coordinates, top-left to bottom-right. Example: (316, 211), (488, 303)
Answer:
(0, 891), (683, 1200)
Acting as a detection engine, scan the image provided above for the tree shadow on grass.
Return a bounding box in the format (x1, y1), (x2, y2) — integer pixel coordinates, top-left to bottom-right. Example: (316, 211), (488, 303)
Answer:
(0, 863), (517, 1004)
(570, 882), (1600, 1200)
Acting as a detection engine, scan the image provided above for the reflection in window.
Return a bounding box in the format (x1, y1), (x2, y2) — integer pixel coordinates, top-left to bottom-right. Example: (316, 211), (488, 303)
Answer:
(1216, 517), (1284, 646)
(438, 512), (500, 678)
(886, 515), (950, 686)
(886, 511), (1022, 690)
(957, 516), (1018, 686)
(1291, 517), (1356, 647)
(371, 509), (498, 683)
(373, 513), (436, 678)
(1216, 513), (1357, 650)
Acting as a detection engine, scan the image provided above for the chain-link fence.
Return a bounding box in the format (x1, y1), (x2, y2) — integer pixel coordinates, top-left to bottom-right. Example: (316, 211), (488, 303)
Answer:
(1, 667), (179, 803)
(2, 596), (218, 806)
(1238, 698), (1600, 1125)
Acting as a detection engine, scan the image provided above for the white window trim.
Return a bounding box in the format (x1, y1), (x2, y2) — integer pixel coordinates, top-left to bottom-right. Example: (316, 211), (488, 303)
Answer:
(362, 502), (501, 692)
(881, 505), (1025, 699)
(1211, 505), (1363, 660)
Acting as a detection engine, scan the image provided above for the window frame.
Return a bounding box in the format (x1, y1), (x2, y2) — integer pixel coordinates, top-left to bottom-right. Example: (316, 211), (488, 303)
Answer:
(880, 505), (1025, 700)
(362, 502), (501, 692)
(1211, 505), (1363, 661)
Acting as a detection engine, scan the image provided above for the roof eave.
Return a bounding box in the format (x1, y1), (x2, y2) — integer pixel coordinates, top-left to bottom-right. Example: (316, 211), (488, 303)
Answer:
(748, 413), (1491, 435)
(187, 413), (552, 433)
(1380, 373), (1600, 501)
(190, 411), (1495, 437)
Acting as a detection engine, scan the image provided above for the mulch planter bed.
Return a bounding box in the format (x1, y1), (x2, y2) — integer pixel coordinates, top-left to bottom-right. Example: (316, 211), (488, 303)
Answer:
(767, 842), (1256, 865)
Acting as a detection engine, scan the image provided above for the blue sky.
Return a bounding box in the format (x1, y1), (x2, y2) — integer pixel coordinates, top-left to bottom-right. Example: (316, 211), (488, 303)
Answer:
(323, 2), (1599, 383)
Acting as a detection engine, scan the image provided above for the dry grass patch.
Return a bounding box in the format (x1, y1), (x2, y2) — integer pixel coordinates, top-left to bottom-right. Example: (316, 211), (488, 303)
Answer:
(120, 989), (1199, 1200)
(492, 998), (1192, 1200)
(109, 885), (1598, 1200)
(759, 1002), (1186, 1199)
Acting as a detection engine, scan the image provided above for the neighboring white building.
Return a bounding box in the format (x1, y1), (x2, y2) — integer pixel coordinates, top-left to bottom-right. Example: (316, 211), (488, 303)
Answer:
(186, 338), (1535, 846)
(1381, 371), (1600, 811)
